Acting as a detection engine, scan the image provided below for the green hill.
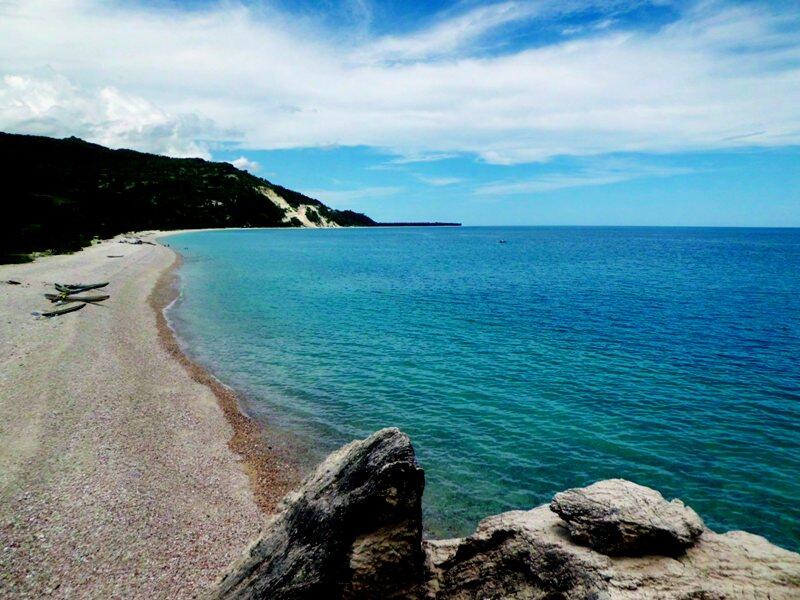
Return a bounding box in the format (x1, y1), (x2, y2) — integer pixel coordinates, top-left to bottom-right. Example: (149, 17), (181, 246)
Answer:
(0, 132), (375, 262)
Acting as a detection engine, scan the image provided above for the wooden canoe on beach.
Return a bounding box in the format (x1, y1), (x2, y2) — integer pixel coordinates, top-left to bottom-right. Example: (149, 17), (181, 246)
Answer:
(40, 303), (86, 317)
(44, 293), (110, 304)
(55, 282), (109, 293)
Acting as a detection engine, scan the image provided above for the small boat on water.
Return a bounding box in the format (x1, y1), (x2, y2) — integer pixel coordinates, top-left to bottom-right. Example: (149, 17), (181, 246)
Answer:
(37, 303), (87, 318)
(44, 293), (110, 304)
(55, 282), (109, 293)
(498, 240), (507, 244)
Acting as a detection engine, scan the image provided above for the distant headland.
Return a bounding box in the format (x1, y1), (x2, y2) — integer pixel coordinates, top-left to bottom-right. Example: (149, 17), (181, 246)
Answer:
(2, 132), (454, 263)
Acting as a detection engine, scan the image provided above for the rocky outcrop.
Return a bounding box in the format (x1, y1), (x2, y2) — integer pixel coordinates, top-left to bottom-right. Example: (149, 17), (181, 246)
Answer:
(205, 428), (425, 599)
(550, 479), (705, 556)
(426, 506), (800, 599)
(209, 430), (800, 599)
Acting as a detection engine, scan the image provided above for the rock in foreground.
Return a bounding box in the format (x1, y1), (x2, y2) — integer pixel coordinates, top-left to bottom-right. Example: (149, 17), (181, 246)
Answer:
(209, 430), (800, 599)
(427, 507), (799, 599)
(550, 479), (705, 556)
(206, 428), (425, 599)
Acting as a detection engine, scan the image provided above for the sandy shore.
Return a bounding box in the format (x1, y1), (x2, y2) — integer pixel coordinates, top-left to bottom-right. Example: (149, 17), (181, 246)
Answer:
(0, 236), (294, 598)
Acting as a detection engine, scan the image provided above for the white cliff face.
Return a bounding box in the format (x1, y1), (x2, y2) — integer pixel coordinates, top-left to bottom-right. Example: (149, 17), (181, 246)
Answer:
(258, 187), (340, 228)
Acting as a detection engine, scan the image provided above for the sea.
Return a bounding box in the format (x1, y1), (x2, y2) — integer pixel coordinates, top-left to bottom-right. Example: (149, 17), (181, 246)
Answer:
(165, 226), (800, 549)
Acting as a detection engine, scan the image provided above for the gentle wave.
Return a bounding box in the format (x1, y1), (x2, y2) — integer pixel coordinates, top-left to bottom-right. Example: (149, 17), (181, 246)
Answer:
(167, 226), (800, 549)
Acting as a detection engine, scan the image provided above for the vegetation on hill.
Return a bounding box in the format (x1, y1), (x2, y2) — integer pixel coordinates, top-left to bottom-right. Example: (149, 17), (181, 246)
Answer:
(0, 132), (375, 262)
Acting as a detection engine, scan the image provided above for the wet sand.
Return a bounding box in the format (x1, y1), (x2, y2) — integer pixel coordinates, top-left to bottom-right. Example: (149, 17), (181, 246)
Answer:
(0, 236), (295, 598)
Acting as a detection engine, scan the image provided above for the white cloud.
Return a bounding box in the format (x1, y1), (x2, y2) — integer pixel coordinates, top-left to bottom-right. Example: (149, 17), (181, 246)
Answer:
(0, 72), (219, 158)
(0, 0), (798, 163)
(230, 156), (260, 172)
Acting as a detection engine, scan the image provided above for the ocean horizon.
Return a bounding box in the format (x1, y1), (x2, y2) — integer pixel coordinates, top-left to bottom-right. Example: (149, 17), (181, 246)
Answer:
(166, 226), (800, 550)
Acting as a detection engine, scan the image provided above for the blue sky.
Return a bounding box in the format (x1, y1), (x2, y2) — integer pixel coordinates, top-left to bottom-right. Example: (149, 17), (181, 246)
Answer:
(1, 0), (799, 225)
(219, 145), (800, 226)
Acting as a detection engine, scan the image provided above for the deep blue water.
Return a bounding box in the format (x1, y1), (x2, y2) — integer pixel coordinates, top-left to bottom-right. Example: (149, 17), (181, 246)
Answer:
(166, 227), (800, 549)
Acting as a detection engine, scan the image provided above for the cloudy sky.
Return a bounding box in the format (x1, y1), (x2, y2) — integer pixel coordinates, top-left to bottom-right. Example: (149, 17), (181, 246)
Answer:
(2, 0), (799, 224)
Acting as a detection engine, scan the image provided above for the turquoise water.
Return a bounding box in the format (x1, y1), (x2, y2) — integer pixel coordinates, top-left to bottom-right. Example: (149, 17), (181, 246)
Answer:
(167, 227), (800, 549)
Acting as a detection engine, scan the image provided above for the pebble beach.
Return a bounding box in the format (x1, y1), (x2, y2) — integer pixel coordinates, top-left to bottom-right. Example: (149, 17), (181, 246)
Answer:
(0, 236), (292, 598)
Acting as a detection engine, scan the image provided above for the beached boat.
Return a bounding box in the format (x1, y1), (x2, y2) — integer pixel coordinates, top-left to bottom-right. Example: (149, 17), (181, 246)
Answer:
(44, 293), (110, 303)
(40, 303), (86, 317)
(55, 282), (109, 293)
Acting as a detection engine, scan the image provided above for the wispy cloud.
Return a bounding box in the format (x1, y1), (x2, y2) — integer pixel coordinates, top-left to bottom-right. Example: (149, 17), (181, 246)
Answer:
(562, 17), (616, 36)
(366, 152), (460, 171)
(388, 153), (460, 165)
(475, 162), (696, 195)
(303, 186), (403, 206)
(362, 1), (545, 62)
(415, 175), (464, 186)
(0, 1), (798, 163)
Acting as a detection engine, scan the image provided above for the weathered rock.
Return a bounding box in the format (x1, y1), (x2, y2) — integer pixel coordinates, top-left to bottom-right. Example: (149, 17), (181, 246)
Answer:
(550, 479), (705, 556)
(425, 506), (800, 599)
(425, 508), (610, 599)
(205, 428), (425, 599)
(208, 430), (800, 600)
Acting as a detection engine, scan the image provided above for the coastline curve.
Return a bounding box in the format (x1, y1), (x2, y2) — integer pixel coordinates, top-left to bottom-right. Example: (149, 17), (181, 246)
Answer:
(148, 247), (299, 513)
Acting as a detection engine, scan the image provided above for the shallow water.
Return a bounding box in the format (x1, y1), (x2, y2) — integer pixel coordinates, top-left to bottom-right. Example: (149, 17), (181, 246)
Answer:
(167, 227), (800, 549)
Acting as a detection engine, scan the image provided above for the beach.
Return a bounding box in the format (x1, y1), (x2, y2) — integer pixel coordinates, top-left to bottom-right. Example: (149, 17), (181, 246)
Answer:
(0, 236), (293, 598)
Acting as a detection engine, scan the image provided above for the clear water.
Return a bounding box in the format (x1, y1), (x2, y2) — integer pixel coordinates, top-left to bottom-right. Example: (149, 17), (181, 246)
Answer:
(166, 227), (800, 549)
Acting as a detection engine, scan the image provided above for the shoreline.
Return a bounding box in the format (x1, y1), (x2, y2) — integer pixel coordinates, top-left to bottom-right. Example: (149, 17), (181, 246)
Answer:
(148, 247), (299, 513)
(0, 235), (286, 598)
